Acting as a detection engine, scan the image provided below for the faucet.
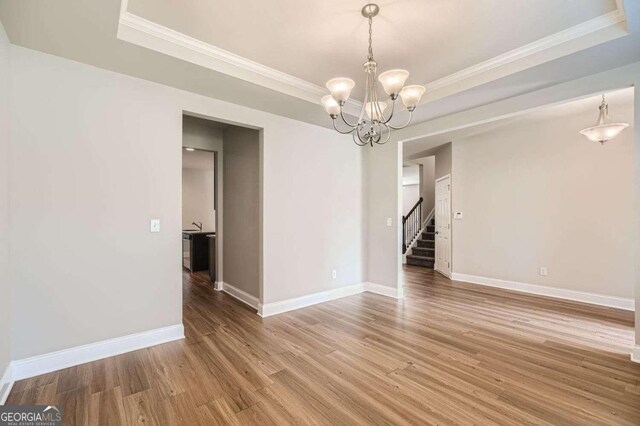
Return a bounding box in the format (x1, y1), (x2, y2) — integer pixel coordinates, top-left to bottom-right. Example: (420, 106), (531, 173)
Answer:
(192, 221), (203, 232)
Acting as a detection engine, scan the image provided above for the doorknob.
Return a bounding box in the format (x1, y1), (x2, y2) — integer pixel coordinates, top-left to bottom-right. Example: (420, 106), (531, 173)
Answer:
(435, 231), (439, 235)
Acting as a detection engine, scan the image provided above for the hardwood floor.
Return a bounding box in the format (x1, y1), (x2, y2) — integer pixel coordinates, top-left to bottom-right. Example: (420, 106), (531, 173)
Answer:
(7, 266), (640, 425)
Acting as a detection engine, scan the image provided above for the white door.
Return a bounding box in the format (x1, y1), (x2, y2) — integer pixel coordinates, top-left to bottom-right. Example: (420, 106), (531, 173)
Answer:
(435, 175), (451, 277)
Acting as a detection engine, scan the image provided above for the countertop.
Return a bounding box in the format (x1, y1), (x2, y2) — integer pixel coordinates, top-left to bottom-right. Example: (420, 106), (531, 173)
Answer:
(182, 231), (216, 236)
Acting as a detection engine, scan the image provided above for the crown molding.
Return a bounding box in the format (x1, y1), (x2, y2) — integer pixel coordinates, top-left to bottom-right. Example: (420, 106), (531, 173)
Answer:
(116, 7), (362, 117)
(117, 0), (627, 113)
(422, 8), (628, 103)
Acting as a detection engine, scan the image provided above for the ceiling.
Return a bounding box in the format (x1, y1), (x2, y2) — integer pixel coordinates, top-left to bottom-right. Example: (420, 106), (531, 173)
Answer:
(126, 0), (617, 94)
(404, 87), (634, 160)
(1, 0), (638, 129)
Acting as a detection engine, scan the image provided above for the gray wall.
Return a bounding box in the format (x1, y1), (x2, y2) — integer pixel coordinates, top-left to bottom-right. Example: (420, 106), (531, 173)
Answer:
(453, 99), (634, 298)
(9, 45), (364, 359)
(364, 142), (400, 291)
(416, 157), (436, 220)
(365, 62), (640, 314)
(434, 142), (452, 179)
(0, 21), (11, 380)
(223, 127), (260, 298)
(635, 82), (640, 344)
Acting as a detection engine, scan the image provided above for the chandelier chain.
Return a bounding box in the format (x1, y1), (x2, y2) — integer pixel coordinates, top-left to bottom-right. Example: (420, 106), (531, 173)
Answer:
(368, 15), (374, 61)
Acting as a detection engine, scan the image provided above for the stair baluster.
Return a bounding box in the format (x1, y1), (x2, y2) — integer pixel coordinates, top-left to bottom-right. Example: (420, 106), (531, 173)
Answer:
(402, 197), (423, 254)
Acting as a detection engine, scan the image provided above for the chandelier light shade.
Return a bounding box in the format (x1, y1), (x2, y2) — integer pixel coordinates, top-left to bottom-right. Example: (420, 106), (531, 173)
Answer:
(378, 69), (410, 95)
(400, 85), (427, 109)
(326, 78), (356, 103)
(321, 95), (341, 116)
(579, 95), (629, 145)
(321, 3), (426, 146)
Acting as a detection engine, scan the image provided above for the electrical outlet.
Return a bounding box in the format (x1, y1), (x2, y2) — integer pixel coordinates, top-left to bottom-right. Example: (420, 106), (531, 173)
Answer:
(149, 219), (161, 233)
(386, 218), (392, 227)
(539, 266), (548, 276)
(332, 269), (337, 280)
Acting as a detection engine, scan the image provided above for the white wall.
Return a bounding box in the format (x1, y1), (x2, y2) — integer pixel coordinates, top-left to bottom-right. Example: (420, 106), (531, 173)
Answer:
(223, 127), (260, 298)
(0, 21), (11, 380)
(402, 185), (420, 217)
(9, 45), (364, 359)
(452, 97), (634, 299)
(182, 154), (216, 232)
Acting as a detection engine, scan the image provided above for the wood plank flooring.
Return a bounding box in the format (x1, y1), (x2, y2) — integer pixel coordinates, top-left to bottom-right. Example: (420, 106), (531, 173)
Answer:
(7, 266), (640, 425)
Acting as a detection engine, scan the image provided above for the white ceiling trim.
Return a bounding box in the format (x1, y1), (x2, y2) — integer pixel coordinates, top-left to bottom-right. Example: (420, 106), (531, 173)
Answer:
(117, 0), (626, 112)
(116, 5), (363, 116)
(422, 7), (627, 103)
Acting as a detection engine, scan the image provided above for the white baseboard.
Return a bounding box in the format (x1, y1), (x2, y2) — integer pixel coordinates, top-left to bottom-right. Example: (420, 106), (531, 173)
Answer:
(451, 273), (635, 311)
(632, 345), (640, 364)
(213, 281), (223, 291)
(364, 282), (404, 299)
(258, 282), (404, 317)
(11, 324), (184, 381)
(220, 282), (259, 309)
(0, 363), (13, 405)
(259, 283), (365, 317)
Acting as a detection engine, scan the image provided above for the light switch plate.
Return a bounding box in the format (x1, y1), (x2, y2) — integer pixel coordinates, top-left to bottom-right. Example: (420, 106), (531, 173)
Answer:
(150, 219), (161, 233)
(454, 212), (464, 219)
(386, 218), (392, 227)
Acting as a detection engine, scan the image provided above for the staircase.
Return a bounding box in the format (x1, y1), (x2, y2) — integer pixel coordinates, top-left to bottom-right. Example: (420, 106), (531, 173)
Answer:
(406, 217), (435, 268)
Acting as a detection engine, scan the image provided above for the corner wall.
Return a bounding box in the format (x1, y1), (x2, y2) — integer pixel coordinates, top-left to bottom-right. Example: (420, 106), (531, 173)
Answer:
(0, 21), (11, 386)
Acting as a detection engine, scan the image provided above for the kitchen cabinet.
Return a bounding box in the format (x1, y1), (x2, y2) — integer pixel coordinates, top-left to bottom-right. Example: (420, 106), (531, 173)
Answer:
(182, 231), (215, 272)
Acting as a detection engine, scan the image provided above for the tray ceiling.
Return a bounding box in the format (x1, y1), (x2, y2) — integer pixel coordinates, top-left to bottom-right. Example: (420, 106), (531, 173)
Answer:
(121, 0), (626, 105)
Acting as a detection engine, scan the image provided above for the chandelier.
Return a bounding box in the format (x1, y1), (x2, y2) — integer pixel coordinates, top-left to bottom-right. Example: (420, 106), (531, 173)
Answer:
(579, 95), (629, 145)
(321, 4), (425, 147)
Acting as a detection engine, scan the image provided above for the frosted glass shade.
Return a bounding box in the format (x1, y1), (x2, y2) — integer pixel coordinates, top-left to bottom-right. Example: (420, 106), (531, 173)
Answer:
(400, 85), (426, 108)
(321, 95), (341, 116)
(580, 123), (629, 143)
(364, 101), (388, 121)
(378, 69), (409, 96)
(326, 78), (355, 102)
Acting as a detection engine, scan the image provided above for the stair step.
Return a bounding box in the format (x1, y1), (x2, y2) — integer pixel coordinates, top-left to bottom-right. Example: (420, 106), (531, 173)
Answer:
(411, 247), (434, 257)
(406, 255), (435, 268)
(425, 225), (435, 233)
(422, 232), (435, 241)
(417, 240), (435, 248)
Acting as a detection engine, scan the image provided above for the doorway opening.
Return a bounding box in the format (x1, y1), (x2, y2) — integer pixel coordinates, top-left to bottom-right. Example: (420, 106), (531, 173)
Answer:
(181, 114), (262, 312)
(401, 142), (452, 278)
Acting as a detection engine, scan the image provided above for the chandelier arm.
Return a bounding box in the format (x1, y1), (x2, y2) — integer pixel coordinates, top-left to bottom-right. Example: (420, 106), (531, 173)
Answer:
(381, 97), (396, 124)
(353, 127), (370, 146)
(338, 106), (360, 128)
(370, 73), (388, 123)
(374, 122), (391, 145)
(332, 119), (357, 135)
(387, 109), (413, 130)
